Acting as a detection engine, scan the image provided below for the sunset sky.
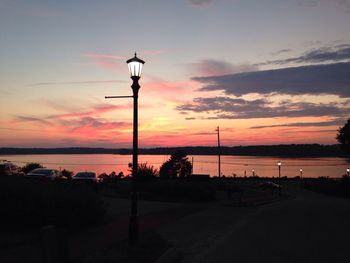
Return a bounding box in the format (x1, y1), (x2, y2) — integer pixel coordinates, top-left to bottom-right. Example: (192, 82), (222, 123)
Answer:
(1, 0), (350, 148)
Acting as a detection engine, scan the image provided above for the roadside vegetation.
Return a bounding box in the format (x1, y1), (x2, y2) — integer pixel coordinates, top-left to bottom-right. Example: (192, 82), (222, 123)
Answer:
(0, 176), (105, 230)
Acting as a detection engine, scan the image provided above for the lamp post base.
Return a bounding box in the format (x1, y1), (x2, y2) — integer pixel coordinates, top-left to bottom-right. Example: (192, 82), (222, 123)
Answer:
(128, 215), (139, 246)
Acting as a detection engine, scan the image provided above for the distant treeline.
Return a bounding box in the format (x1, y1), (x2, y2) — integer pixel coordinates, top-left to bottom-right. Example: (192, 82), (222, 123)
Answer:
(0, 144), (347, 157)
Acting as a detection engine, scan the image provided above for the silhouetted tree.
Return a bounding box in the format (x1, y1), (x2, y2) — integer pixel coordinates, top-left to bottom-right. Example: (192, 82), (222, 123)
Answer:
(137, 163), (158, 181)
(159, 160), (176, 178)
(21, 162), (43, 174)
(117, 171), (124, 178)
(336, 118), (350, 160)
(109, 171), (116, 178)
(98, 172), (109, 182)
(61, 169), (73, 180)
(159, 150), (192, 178)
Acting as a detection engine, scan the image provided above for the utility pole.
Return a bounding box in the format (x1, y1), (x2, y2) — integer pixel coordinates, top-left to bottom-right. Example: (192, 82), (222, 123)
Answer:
(191, 157), (194, 175)
(217, 126), (221, 178)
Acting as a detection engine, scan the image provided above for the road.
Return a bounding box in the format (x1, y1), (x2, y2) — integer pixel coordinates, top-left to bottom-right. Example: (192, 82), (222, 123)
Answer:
(159, 185), (350, 263)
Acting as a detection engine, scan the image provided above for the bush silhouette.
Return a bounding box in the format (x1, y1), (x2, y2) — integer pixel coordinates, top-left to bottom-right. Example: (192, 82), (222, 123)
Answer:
(61, 169), (73, 180)
(137, 163), (158, 182)
(21, 162), (43, 174)
(0, 176), (105, 229)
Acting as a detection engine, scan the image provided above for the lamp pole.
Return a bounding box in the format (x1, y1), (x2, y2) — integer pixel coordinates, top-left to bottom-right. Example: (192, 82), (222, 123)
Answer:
(300, 168), (303, 179)
(252, 169), (255, 177)
(277, 161), (282, 196)
(347, 168), (350, 177)
(129, 74), (140, 245)
(105, 53), (145, 246)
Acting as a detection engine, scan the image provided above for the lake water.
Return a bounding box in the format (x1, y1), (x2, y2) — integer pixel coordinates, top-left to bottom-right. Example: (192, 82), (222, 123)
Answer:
(1, 154), (349, 178)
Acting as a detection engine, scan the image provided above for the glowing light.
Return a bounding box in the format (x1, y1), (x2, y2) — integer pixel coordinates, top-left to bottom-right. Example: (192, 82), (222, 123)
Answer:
(127, 53), (145, 77)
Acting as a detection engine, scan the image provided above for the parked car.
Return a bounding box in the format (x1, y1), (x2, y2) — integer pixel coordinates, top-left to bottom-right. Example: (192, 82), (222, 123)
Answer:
(26, 168), (62, 180)
(73, 172), (98, 183)
(0, 160), (22, 176)
(260, 181), (281, 190)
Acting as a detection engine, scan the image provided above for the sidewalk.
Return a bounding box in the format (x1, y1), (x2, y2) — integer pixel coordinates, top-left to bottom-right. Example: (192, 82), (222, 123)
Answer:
(69, 200), (207, 261)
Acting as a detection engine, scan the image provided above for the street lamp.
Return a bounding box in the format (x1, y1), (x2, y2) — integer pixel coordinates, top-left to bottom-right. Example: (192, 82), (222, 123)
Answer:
(252, 169), (255, 177)
(105, 53), (145, 245)
(347, 168), (350, 177)
(300, 168), (303, 179)
(126, 53), (145, 245)
(277, 161), (282, 196)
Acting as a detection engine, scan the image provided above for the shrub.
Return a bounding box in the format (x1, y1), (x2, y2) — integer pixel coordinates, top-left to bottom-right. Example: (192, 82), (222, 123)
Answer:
(21, 162), (43, 174)
(61, 169), (73, 180)
(0, 176), (105, 229)
(137, 163), (158, 182)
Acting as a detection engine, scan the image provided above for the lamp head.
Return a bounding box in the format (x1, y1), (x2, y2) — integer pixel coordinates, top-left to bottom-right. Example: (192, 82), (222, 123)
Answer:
(347, 168), (350, 172)
(126, 52), (145, 78)
(278, 161), (282, 166)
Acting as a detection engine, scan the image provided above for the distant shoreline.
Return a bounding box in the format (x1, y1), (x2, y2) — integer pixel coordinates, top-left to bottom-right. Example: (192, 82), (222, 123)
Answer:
(0, 144), (347, 158)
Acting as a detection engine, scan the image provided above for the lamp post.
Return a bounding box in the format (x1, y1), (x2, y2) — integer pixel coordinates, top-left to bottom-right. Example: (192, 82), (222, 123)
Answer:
(277, 161), (282, 196)
(252, 169), (255, 177)
(126, 53), (145, 245)
(300, 168), (303, 179)
(105, 53), (145, 246)
(347, 168), (350, 177)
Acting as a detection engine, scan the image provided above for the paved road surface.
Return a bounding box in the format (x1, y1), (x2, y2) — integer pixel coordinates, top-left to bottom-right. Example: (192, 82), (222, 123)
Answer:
(159, 186), (350, 263)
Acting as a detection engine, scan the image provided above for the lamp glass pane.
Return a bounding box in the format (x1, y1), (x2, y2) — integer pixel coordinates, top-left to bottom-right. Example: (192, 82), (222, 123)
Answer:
(128, 61), (143, 77)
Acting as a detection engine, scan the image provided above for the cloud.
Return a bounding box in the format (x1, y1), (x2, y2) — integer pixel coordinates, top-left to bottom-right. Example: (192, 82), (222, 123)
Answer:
(189, 0), (214, 7)
(29, 80), (126, 87)
(177, 96), (350, 119)
(250, 119), (346, 129)
(15, 116), (51, 125)
(13, 114), (131, 139)
(194, 62), (350, 97)
(261, 44), (350, 65)
(270, 49), (292, 56)
(191, 59), (258, 77)
(82, 53), (126, 60)
(59, 117), (131, 135)
(47, 103), (129, 119)
(82, 53), (125, 73)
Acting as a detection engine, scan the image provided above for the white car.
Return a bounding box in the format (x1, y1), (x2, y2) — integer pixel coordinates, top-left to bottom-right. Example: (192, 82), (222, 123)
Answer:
(26, 168), (61, 180)
(0, 160), (22, 176)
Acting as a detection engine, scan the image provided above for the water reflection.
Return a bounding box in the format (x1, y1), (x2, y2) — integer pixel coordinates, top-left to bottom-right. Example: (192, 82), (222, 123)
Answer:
(1, 154), (349, 178)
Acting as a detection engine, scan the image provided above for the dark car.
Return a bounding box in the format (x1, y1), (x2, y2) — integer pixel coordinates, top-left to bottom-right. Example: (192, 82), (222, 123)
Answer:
(27, 168), (61, 180)
(72, 172), (98, 183)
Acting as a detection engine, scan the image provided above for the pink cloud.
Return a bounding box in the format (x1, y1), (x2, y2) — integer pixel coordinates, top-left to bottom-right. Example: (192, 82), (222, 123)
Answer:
(82, 53), (126, 60)
(48, 103), (132, 119)
(143, 77), (201, 99)
(82, 53), (126, 73)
